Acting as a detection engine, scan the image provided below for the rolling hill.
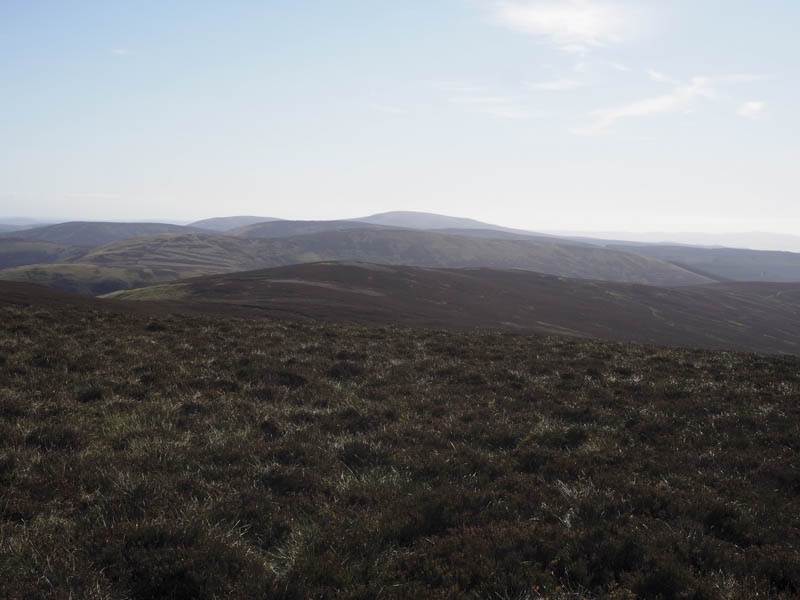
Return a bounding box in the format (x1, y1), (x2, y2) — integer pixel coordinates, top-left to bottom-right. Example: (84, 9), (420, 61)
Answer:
(427, 227), (590, 245)
(239, 229), (713, 286)
(229, 219), (395, 239)
(0, 221), (209, 247)
(0, 263), (184, 296)
(608, 243), (800, 283)
(353, 210), (557, 237)
(0, 239), (88, 269)
(561, 230), (800, 253)
(0, 228), (714, 294)
(76, 232), (268, 273)
(188, 215), (280, 231)
(108, 261), (800, 354)
(0, 233), (275, 294)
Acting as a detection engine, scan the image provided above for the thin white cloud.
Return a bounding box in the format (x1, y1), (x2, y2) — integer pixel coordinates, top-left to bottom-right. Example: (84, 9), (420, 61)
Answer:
(528, 78), (585, 90)
(111, 48), (131, 56)
(647, 69), (679, 85)
(492, 0), (642, 53)
(571, 75), (718, 135)
(445, 90), (547, 120)
(738, 101), (765, 120)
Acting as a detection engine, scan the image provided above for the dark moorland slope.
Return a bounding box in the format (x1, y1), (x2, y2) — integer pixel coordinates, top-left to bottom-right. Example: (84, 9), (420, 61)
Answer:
(1, 283), (798, 599)
(109, 261), (800, 354)
(0, 221), (209, 247)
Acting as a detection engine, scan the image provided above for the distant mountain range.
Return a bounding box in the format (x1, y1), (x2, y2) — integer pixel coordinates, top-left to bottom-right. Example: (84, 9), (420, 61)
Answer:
(2, 211), (800, 298)
(106, 261), (800, 354)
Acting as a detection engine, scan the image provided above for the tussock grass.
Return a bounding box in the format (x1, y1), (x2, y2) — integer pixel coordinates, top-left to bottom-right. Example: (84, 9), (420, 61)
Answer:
(1, 301), (799, 599)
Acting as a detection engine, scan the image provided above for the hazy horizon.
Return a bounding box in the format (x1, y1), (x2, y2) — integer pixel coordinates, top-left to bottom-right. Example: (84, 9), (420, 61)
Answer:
(5, 210), (800, 253)
(2, 1), (798, 234)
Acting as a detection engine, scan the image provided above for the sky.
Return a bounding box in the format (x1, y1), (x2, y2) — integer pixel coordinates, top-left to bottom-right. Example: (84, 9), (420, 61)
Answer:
(1, 0), (798, 233)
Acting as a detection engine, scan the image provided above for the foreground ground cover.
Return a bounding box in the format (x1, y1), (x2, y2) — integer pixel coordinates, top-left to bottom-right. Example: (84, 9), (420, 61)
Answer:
(1, 298), (799, 599)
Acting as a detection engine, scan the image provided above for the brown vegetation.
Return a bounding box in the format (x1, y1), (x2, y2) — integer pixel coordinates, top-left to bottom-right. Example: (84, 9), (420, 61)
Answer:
(1, 284), (799, 599)
(109, 261), (800, 354)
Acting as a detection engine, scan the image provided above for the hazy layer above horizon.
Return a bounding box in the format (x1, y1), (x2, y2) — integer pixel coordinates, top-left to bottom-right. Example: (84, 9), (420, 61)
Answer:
(3, 211), (800, 252)
(0, 2), (798, 235)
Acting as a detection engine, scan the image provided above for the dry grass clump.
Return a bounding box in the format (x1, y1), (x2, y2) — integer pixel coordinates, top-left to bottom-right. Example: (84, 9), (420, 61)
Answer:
(1, 301), (799, 599)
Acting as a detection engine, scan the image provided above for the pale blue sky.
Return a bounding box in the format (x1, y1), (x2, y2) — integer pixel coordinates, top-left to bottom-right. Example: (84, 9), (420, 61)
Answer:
(1, 1), (798, 233)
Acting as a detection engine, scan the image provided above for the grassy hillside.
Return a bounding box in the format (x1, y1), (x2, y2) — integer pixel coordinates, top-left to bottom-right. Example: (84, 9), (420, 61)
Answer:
(0, 234), (271, 294)
(610, 244), (800, 282)
(7, 229), (712, 296)
(1, 284), (799, 599)
(247, 229), (713, 286)
(0, 229), (295, 294)
(109, 261), (800, 354)
(0, 263), (185, 295)
(0, 239), (88, 269)
(0, 221), (209, 247)
(188, 216), (280, 231)
(229, 219), (394, 239)
(76, 232), (269, 273)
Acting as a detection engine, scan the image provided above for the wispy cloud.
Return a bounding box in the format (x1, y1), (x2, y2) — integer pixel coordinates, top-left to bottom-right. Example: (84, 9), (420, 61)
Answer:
(111, 48), (131, 56)
(492, 0), (643, 54)
(738, 101), (765, 120)
(436, 80), (547, 120)
(647, 69), (679, 85)
(527, 78), (584, 91)
(571, 75), (718, 135)
(443, 89), (546, 120)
